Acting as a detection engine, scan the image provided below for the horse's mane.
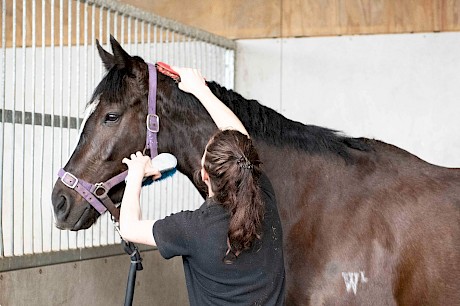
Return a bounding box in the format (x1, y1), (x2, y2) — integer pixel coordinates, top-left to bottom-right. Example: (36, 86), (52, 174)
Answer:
(207, 81), (371, 160)
(90, 63), (371, 161)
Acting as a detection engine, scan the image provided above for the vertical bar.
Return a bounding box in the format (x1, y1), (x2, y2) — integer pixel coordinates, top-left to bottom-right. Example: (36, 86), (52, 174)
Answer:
(113, 11), (118, 40)
(153, 24), (157, 61)
(171, 30), (175, 65)
(0, 0), (6, 257)
(65, 0), (78, 249)
(58, 0), (64, 250)
(106, 8), (110, 48)
(72, 0), (79, 249)
(90, 1), (96, 247)
(49, 0), (55, 252)
(98, 4), (104, 245)
(10, 0), (17, 255)
(31, 0), (37, 254)
(159, 26), (163, 61)
(20, 0), (26, 256)
(39, 0), (46, 253)
(120, 11), (124, 44)
(67, 0), (72, 157)
(140, 20), (144, 59)
(82, 0), (88, 249)
(106, 8), (113, 245)
(127, 15), (131, 53)
(134, 17), (138, 55)
(146, 21), (150, 61)
(76, 0), (81, 127)
(165, 29), (169, 64)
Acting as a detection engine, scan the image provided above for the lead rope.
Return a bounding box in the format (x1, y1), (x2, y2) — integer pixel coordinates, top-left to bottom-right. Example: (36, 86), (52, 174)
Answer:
(113, 218), (143, 306)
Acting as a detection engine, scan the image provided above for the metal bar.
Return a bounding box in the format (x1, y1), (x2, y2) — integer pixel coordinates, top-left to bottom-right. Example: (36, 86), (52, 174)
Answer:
(114, 11), (118, 41)
(58, 0), (64, 251)
(83, 0), (89, 248)
(127, 15), (131, 53)
(49, 0), (55, 253)
(78, 0), (235, 50)
(0, 0), (6, 257)
(11, 0), (16, 256)
(134, 17), (138, 55)
(106, 7), (110, 49)
(31, 0), (37, 254)
(75, 0), (82, 249)
(98, 4), (104, 246)
(90, 1), (96, 247)
(120, 9), (124, 44)
(39, 0), (46, 254)
(67, 0), (72, 163)
(159, 25), (163, 61)
(20, 0), (26, 256)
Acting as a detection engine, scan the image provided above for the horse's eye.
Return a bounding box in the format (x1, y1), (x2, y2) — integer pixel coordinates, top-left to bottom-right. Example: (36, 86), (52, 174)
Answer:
(105, 113), (120, 123)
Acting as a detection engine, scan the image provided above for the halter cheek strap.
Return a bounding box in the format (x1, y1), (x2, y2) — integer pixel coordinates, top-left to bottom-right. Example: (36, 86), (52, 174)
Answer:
(146, 63), (159, 159)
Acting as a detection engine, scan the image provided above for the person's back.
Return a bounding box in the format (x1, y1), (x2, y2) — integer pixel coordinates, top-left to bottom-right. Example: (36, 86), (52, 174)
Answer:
(154, 172), (285, 305)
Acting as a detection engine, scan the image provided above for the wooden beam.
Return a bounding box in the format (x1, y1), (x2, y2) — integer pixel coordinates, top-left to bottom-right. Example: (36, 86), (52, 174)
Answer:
(1, 0), (459, 48)
(121, 0), (282, 39)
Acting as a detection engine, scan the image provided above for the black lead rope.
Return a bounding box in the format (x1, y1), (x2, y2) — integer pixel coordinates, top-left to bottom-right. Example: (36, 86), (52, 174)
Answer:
(122, 240), (143, 306)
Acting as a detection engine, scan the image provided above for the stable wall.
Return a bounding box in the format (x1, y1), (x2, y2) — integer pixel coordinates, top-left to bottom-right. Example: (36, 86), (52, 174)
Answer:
(235, 32), (460, 168)
(0, 250), (188, 306)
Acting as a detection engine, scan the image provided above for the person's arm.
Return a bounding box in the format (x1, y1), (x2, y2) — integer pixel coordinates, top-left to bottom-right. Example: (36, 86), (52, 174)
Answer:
(119, 151), (161, 246)
(173, 67), (249, 137)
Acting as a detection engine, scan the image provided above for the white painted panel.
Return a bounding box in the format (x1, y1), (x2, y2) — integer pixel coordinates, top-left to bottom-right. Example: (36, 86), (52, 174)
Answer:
(236, 33), (460, 168)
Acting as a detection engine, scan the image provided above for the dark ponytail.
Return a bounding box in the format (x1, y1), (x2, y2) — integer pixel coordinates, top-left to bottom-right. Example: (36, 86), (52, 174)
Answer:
(201, 130), (264, 263)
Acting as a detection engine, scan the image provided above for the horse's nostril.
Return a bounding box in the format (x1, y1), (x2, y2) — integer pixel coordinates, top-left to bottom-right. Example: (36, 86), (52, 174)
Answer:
(55, 195), (71, 221)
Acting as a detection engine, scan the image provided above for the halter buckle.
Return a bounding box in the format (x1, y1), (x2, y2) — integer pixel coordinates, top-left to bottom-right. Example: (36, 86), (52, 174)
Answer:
(93, 183), (108, 198)
(61, 172), (78, 189)
(146, 114), (159, 133)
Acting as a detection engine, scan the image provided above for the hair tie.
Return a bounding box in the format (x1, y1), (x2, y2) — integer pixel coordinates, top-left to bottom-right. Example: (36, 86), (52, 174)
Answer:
(237, 156), (253, 169)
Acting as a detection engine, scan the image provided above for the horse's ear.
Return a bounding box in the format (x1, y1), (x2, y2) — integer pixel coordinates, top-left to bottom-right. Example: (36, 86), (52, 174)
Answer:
(110, 35), (131, 69)
(96, 39), (115, 70)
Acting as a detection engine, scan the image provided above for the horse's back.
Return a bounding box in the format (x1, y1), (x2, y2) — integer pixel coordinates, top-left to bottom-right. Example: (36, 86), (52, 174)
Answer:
(368, 140), (460, 305)
(280, 139), (460, 305)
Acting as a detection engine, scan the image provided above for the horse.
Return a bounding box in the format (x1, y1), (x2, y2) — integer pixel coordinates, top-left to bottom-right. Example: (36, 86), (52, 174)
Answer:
(51, 36), (460, 305)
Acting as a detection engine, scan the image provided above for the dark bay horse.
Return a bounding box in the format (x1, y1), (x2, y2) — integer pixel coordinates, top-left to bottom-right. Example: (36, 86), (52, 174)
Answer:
(51, 37), (460, 305)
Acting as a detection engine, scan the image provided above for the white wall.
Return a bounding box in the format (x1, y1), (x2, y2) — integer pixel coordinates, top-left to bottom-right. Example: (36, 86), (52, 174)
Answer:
(235, 32), (460, 168)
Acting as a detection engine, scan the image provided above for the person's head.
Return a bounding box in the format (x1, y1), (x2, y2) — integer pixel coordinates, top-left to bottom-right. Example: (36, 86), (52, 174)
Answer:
(196, 129), (265, 263)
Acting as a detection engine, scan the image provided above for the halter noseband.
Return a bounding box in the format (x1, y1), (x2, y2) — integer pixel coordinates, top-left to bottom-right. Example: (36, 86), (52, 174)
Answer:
(57, 63), (159, 222)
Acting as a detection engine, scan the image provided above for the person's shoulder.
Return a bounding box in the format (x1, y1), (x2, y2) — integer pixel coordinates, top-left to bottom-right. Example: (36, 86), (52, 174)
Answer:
(197, 198), (226, 216)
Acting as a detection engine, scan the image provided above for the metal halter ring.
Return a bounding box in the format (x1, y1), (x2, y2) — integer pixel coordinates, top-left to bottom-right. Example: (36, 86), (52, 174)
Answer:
(93, 183), (108, 198)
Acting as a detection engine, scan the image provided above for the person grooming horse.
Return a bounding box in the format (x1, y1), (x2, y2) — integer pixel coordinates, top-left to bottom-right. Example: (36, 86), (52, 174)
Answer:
(119, 67), (286, 306)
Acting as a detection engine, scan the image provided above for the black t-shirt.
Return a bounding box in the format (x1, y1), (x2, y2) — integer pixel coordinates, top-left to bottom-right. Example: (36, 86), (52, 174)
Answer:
(153, 173), (285, 306)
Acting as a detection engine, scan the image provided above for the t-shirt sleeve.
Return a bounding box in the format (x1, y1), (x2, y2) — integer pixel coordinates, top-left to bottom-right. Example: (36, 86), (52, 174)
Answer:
(153, 210), (194, 259)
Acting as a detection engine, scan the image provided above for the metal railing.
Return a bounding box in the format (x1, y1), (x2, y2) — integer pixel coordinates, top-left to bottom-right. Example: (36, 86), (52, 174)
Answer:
(0, 0), (235, 270)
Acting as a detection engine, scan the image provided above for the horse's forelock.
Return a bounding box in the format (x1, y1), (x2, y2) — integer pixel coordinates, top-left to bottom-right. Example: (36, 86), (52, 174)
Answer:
(80, 98), (100, 134)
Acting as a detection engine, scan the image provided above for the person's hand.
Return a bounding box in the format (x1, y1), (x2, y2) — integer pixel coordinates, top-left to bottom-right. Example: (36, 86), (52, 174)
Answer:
(122, 151), (161, 183)
(172, 67), (208, 97)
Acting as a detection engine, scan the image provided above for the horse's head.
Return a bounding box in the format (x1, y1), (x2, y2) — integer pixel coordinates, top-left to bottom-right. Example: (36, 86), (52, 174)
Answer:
(52, 36), (218, 230)
(51, 37), (153, 230)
